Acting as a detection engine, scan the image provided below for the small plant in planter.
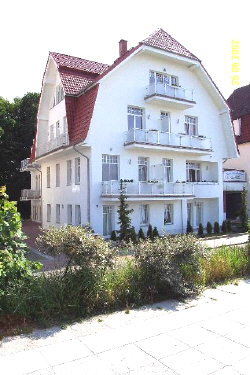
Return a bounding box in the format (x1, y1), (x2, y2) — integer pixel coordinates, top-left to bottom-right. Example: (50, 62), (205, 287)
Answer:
(221, 220), (228, 233)
(147, 224), (154, 240)
(186, 221), (193, 233)
(214, 221), (220, 234)
(110, 230), (117, 241)
(138, 228), (145, 240)
(206, 221), (212, 235)
(152, 226), (159, 238)
(198, 223), (204, 237)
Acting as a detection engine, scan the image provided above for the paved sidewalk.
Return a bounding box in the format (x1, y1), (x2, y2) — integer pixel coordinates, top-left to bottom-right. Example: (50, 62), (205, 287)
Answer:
(202, 233), (248, 248)
(1, 280), (250, 375)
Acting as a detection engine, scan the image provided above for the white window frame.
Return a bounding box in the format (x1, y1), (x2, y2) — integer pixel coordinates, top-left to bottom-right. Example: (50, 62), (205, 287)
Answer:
(55, 84), (64, 105)
(56, 204), (60, 224)
(162, 158), (173, 182)
(150, 71), (179, 87)
(75, 205), (81, 225)
(75, 157), (80, 185)
(47, 204), (51, 222)
(140, 204), (149, 225)
(67, 204), (72, 225)
(164, 204), (174, 225)
(46, 166), (51, 188)
(187, 202), (193, 226)
(186, 162), (201, 182)
(103, 205), (113, 236)
(160, 111), (171, 133)
(102, 154), (119, 182)
(67, 160), (72, 186)
(185, 116), (198, 136)
(127, 106), (144, 130)
(56, 163), (60, 187)
(138, 157), (149, 182)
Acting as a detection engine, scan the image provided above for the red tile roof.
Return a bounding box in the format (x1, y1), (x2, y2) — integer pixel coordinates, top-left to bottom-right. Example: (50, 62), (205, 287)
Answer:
(141, 28), (199, 61)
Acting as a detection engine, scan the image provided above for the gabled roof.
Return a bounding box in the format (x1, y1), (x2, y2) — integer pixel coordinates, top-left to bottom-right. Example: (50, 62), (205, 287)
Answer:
(227, 84), (250, 120)
(141, 28), (199, 61)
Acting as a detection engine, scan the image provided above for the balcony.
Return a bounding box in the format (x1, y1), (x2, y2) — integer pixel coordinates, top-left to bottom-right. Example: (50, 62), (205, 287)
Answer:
(145, 83), (195, 109)
(36, 133), (69, 157)
(20, 189), (41, 201)
(125, 129), (212, 154)
(20, 158), (41, 172)
(101, 181), (194, 200)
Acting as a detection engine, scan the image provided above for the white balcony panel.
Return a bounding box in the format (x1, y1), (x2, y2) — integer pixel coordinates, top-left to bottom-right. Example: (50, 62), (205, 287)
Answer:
(36, 133), (69, 157)
(20, 189), (41, 201)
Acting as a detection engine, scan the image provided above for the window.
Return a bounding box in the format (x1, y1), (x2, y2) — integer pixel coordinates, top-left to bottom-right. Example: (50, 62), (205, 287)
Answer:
(233, 118), (241, 136)
(186, 162), (201, 182)
(160, 111), (170, 133)
(196, 202), (203, 226)
(185, 116), (198, 136)
(103, 206), (113, 235)
(162, 159), (173, 182)
(138, 157), (148, 182)
(75, 157), (80, 185)
(56, 164), (60, 187)
(187, 202), (193, 225)
(128, 107), (143, 130)
(47, 167), (51, 188)
(49, 124), (54, 140)
(140, 204), (149, 225)
(47, 204), (51, 222)
(164, 204), (173, 224)
(63, 116), (68, 134)
(67, 160), (72, 186)
(102, 155), (119, 181)
(35, 175), (40, 191)
(55, 85), (64, 105)
(150, 71), (178, 87)
(67, 205), (72, 225)
(56, 121), (60, 138)
(75, 205), (81, 225)
(56, 204), (60, 224)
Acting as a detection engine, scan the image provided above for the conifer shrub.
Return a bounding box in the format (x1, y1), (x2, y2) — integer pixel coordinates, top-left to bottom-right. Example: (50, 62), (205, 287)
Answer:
(138, 228), (145, 240)
(221, 220), (228, 233)
(206, 222), (212, 235)
(110, 230), (117, 241)
(198, 223), (204, 236)
(214, 221), (220, 234)
(129, 226), (137, 244)
(186, 221), (193, 233)
(147, 224), (153, 240)
(152, 227), (159, 238)
(226, 220), (232, 232)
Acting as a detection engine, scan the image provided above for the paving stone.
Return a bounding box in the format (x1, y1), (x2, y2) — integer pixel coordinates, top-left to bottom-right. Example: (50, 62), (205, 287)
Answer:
(168, 324), (220, 346)
(198, 316), (245, 336)
(53, 356), (115, 375)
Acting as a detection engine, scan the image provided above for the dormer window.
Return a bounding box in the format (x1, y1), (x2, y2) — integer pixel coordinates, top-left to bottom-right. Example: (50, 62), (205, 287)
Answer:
(54, 84), (64, 106)
(149, 71), (179, 87)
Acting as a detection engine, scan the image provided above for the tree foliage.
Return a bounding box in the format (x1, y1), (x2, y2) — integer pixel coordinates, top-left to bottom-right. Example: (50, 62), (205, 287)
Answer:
(117, 179), (134, 241)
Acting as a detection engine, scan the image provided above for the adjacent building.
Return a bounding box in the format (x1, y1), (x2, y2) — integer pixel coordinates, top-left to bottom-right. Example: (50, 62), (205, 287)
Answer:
(20, 29), (237, 236)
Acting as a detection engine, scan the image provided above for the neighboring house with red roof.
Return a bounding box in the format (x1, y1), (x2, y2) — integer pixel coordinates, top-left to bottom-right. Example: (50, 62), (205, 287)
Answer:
(20, 28), (237, 235)
(223, 85), (250, 220)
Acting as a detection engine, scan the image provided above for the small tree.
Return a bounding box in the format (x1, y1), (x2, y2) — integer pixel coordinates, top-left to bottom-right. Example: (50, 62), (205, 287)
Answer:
(221, 220), (228, 233)
(110, 230), (117, 241)
(198, 223), (204, 236)
(186, 221), (193, 233)
(138, 228), (145, 240)
(147, 224), (153, 240)
(130, 226), (137, 243)
(152, 227), (159, 238)
(240, 188), (248, 232)
(206, 222), (212, 235)
(117, 179), (134, 241)
(214, 221), (220, 234)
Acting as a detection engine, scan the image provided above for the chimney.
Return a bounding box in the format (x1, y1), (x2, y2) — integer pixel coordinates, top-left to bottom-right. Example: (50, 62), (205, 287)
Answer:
(119, 39), (128, 57)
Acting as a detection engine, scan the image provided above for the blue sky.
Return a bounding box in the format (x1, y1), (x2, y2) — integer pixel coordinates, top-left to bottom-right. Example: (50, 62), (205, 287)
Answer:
(1, 0), (249, 100)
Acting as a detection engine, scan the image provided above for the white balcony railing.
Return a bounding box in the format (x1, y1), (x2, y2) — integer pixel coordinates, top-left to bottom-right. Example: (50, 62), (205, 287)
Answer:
(20, 189), (41, 201)
(36, 133), (69, 157)
(146, 83), (194, 102)
(101, 181), (194, 196)
(125, 129), (212, 151)
(20, 158), (41, 172)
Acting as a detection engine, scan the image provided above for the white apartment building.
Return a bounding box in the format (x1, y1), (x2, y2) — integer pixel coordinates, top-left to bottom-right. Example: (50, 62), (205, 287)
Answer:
(20, 28), (237, 236)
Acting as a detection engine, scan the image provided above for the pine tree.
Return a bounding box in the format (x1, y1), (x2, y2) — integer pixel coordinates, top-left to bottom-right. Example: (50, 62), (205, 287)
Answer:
(117, 179), (134, 241)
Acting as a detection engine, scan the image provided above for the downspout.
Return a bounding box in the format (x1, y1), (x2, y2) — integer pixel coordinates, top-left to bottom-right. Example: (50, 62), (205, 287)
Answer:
(73, 145), (90, 224)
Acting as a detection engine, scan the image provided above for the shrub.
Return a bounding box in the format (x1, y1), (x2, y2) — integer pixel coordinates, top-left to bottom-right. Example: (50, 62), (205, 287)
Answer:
(226, 220), (232, 232)
(221, 220), (228, 233)
(129, 226), (137, 244)
(206, 222), (212, 235)
(152, 227), (159, 238)
(214, 221), (220, 234)
(186, 221), (193, 233)
(36, 226), (115, 274)
(134, 234), (204, 298)
(198, 224), (204, 236)
(147, 224), (153, 240)
(138, 228), (145, 240)
(110, 230), (117, 241)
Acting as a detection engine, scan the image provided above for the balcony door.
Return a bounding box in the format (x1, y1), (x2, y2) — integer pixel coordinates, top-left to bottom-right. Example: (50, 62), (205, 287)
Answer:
(160, 112), (170, 133)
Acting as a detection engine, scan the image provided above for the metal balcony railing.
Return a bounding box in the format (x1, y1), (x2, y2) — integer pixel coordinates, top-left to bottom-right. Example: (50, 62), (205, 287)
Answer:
(36, 133), (69, 157)
(125, 129), (212, 151)
(20, 189), (41, 201)
(145, 83), (194, 102)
